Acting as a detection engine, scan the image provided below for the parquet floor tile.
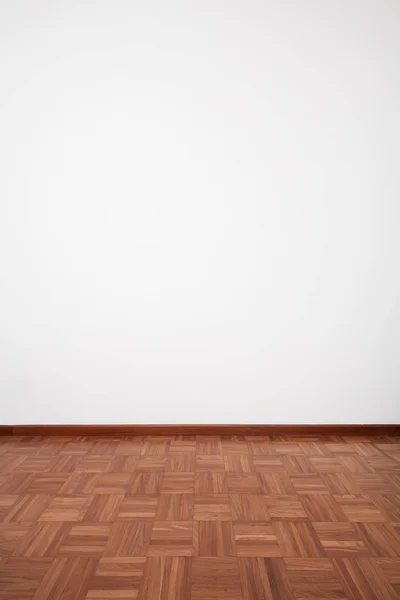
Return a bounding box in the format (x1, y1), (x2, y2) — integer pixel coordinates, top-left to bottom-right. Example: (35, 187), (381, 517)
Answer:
(195, 455), (225, 471)
(226, 473), (262, 493)
(92, 473), (133, 495)
(194, 495), (232, 521)
(161, 472), (194, 493)
(156, 494), (193, 520)
(351, 441), (385, 457)
(104, 521), (152, 557)
(33, 556), (97, 600)
(282, 455), (315, 473)
(194, 472), (228, 494)
(356, 522), (400, 556)
(137, 556), (190, 599)
(265, 495), (308, 520)
(105, 455), (138, 472)
(273, 521), (325, 557)
(230, 493), (269, 521)
(222, 440), (250, 455)
(198, 520), (236, 556)
(252, 456), (286, 471)
(224, 455), (254, 473)
(129, 472), (163, 494)
(76, 457), (113, 473)
(259, 472), (295, 494)
(196, 437), (222, 456)
(325, 442), (359, 454)
(83, 494), (124, 522)
(308, 457), (346, 472)
(246, 438), (275, 455)
(114, 442), (143, 456)
(0, 433), (399, 598)
(0, 495), (18, 521)
(14, 522), (68, 557)
(15, 457), (55, 473)
(376, 558), (400, 594)
(51, 455), (82, 473)
(301, 494), (348, 522)
(26, 473), (70, 494)
(284, 557), (347, 599)
(234, 523), (280, 556)
(332, 557), (398, 599)
(58, 473), (100, 495)
(365, 457), (400, 472)
(352, 474), (397, 495)
(0, 557), (53, 599)
(0, 524), (31, 557)
(334, 494), (386, 522)
(39, 495), (89, 521)
(141, 440), (169, 456)
(312, 522), (370, 557)
(191, 557), (242, 600)
(87, 557), (146, 599)
(289, 474), (330, 495)
(273, 442), (303, 456)
(5, 493), (53, 523)
(166, 453), (195, 472)
(239, 556), (296, 600)
(338, 455), (374, 473)
(135, 456), (167, 471)
(0, 472), (35, 494)
(118, 495), (159, 520)
(59, 524), (111, 556)
(297, 440), (333, 456)
(372, 494), (400, 521)
(320, 472), (359, 495)
(148, 521), (195, 556)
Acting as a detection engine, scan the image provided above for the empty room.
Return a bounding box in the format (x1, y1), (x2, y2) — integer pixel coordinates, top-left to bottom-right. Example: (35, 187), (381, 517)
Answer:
(1, 1), (399, 598)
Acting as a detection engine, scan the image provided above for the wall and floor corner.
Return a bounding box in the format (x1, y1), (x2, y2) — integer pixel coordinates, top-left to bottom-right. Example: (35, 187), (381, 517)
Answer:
(0, 2), (399, 426)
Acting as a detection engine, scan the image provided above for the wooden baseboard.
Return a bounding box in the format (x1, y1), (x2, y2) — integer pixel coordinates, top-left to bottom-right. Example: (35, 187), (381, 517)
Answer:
(1, 424), (399, 437)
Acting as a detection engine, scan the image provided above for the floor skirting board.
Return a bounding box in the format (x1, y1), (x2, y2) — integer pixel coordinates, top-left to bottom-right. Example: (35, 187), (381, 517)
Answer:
(0, 424), (399, 436)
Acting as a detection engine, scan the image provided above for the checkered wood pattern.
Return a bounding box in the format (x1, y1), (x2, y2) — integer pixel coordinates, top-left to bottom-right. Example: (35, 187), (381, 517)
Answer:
(0, 433), (400, 598)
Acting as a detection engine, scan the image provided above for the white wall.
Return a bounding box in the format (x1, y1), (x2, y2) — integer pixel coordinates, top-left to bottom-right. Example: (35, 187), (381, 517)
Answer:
(1, 1), (399, 425)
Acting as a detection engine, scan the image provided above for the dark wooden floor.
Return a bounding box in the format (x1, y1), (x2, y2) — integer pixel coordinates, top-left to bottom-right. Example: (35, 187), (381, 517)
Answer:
(0, 434), (399, 599)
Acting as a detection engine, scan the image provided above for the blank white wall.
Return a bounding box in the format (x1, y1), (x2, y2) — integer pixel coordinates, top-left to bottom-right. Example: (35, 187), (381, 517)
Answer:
(1, 1), (399, 424)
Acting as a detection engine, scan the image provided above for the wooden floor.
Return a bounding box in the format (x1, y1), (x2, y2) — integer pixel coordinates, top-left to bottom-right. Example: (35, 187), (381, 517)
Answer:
(0, 434), (400, 599)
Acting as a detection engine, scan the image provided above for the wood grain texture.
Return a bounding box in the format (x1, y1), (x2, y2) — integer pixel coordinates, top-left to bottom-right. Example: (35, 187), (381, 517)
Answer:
(332, 557), (398, 599)
(285, 557), (347, 599)
(161, 472), (194, 493)
(230, 493), (269, 521)
(0, 524), (31, 558)
(234, 523), (280, 557)
(33, 556), (97, 600)
(0, 557), (53, 599)
(376, 558), (400, 595)
(148, 522), (195, 556)
(138, 556), (190, 599)
(239, 557), (296, 600)
(194, 495), (232, 521)
(194, 472), (228, 494)
(87, 557), (146, 599)
(273, 520), (325, 557)
(104, 522), (152, 557)
(83, 494), (124, 522)
(198, 520), (236, 556)
(313, 522), (370, 557)
(191, 557), (242, 600)
(0, 433), (399, 598)
(14, 522), (68, 557)
(156, 494), (193, 520)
